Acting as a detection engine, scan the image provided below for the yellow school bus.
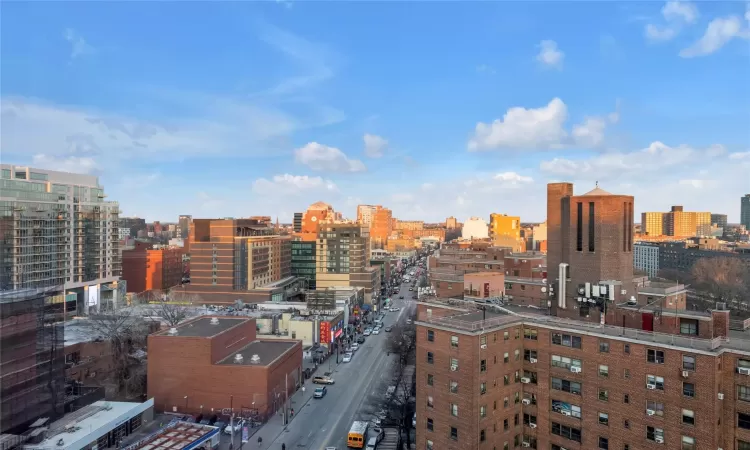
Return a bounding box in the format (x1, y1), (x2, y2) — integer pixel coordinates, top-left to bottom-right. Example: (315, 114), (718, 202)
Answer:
(347, 420), (369, 448)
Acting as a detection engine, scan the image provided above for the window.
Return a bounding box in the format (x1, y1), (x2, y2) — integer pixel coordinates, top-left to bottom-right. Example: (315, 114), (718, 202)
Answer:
(514, 370), (520, 382)
(451, 336), (458, 347)
(450, 358), (458, 371)
(576, 201), (583, 251)
(551, 422), (582, 443)
(480, 429), (486, 442)
(624, 344), (630, 354)
(450, 380), (458, 393)
(552, 400), (581, 418)
(551, 355), (582, 370)
(647, 375), (665, 390)
(623, 393), (629, 403)
(624, 419), (630, 429)
(515, 328), (520, 339)
(524, 350), (538, 361)
(450, 403), (458, 417)
(680, 319), (699, 336)
(480, 335), (487, 346)
(427, 396), (433, 407)
(524, 328), (538, 340)
(504, 331), (509, 340)
(647, 349), (665, 364)
(480, 382), (487, 395)
(427, 330), (434, 341)
(739, 385), (750, 402)
(514, 349), (520, 361)
(504, 397), (509, 408)
(504, 352), (509, 363)
(598, 388), (608, 401)
(551, 377), (582, 395)
(504, 375), (510, 386)
(646, 426), (664, 442)
(427, 418), (433, 431)
(514, 413), (519, 425)
(682, 355), (696, 371)
(427, 374), (433, 386)
(739, 412), (750, 430)
(599, 365), (609, 377)
(493, 400), (497, 410)
(624, 368), (630, 379)
(682, 409), (694, 425)
(681, 436), (695, 450)
(683, 382), (695, 398)
(646, 401), (664, 417)
(504, 419), (509, 431)
(599, 341), (610, 353)
(514, 392), (520, 404)
(598, 436), (609, 450)
(480, 405), (487, 418)
(598, 412), (609, 425)
(427, 352), (434, 364)
(426, 440), (433, 450)
(450, 426), (458, 440)
(552, 333), (582, 349)
(588, 202), (596, 252)
(739, 440), (750, 450)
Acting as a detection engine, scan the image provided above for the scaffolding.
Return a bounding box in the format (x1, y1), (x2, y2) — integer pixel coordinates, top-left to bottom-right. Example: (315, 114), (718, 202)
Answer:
(0, 286), (66, 434)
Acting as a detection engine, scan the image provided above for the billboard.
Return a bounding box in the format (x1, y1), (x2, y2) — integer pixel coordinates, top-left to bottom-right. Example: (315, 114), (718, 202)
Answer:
(87, 284), (100, 306)
(320, 322), (331, 345)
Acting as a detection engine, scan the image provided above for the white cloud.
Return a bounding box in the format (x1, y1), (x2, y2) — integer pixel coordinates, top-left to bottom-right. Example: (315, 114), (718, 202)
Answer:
(679, 15), (750, 58)
(63, 28), (95, 59)
(32, 154), (98, 174)
(467, 98), (618, 151)
(536, 40), (564, 69)
(729, 151), (750, 160)
(363, 133), (388, 158)
(645, 1), (699, 42)
(391, 193), (415, 203)
(252, 174), (337, 195)
(493, 172), (534, 184)
(294, 142), (366, 172)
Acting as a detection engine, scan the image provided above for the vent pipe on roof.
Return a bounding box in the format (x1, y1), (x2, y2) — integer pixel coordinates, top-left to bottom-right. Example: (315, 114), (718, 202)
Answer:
(210, 317), (220, 325)
(234, 354), (244, 363)
(250, 354), (261, 364)
(167, 328), (178, 335)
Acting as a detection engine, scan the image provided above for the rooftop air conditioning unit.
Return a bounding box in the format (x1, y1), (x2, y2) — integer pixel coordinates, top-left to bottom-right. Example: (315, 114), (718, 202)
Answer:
(655, 436), (664, 444)
(234, 354), (244, 363)
(570, 366), (581, 373)
(522, 398), (531, 405)
(627, 296), (637, 306)
(682, 370), (689, 378)
(738, 367), (750, 375)
(529, 423), (537, 428)
(530, 358), (538, 363)
(250, 354), (261, 364)
(646, 409), (655, 416)
(167, 328), (178, 336)
(210, 317), (220, 325)
(480, 344), (487, 349)
(646, 384), (656, 390)
(521, 377), (531, 384)
(718, 392), (724, 400)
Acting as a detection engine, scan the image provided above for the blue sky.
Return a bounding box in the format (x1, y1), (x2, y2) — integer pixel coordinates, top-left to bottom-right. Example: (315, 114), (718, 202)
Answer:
(2, 1), (749, 223)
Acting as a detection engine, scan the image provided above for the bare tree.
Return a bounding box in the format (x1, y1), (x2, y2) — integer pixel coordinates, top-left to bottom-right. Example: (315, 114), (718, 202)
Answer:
(86, 308), (151, 399)
(386, 322), (417, 365)
(384, 357), (415, 448)
(691, 257), (749, 305)
(656, 268), (693, 284)
(145, 291), (199, 327)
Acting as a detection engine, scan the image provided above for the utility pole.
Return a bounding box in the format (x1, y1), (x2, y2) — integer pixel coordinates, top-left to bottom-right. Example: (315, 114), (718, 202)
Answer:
(284, 373), (289, 425)
(229, 395), (235, 450)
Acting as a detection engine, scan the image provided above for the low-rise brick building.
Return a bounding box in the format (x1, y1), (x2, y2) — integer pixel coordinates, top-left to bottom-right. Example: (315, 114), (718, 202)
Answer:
(147, 316), (302, 418)
(415, 299), (750, 450)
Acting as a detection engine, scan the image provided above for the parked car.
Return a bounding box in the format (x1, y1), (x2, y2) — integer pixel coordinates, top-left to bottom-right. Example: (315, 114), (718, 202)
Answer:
(313, 376), (335, 385)
(314, 386), (328, 398)
(409, 288), (413, 291)
(224, 420), (245, 434)
(363, 329), (371, 336)
(357, 336), (366, 344)
(399, 295), (404, 299)
(372, 328), (380, 335)
(351, 342), (360, 351)
(343, 352), (353, 363)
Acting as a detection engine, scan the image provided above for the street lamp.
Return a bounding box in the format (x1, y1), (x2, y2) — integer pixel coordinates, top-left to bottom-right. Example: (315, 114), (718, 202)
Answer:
(184, 395), (188, 412)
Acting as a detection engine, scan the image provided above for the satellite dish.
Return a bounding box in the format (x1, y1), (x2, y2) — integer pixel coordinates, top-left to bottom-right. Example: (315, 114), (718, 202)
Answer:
(541, 287), (547, 293)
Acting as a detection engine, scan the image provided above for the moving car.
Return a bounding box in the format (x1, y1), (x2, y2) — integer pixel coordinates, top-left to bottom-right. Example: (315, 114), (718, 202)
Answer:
(357, 336), (366, 344)
(409, 287), (413, 291)
(343, 352), (353, 363)
(224, 420), (245, 434)
(399, 295), (404, 299)
(384, 326), (392, 332)
(314, 386), (328, 398)
(313, 376), (335, 385)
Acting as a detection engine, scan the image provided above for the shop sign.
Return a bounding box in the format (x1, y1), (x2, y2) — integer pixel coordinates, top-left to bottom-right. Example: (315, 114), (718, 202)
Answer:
(320, 322), (331, 344)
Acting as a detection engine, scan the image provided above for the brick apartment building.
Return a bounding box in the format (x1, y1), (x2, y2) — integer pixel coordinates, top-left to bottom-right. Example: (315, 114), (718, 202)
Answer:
(183, 218), (291, 303)
(148, 316), (302, 417)
(414, 298), (750, 450)
(121, 241), (185, 293)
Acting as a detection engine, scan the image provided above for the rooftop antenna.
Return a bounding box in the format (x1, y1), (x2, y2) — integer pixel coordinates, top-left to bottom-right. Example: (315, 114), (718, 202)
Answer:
(595, 181), (599, 188)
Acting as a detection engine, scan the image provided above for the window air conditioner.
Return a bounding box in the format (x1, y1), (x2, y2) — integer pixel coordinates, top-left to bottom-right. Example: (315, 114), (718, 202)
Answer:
(718, 392), (724, 400)
(522, 398), (531, 405)
(529, 423), (537, 428)
(646, 409), (655, 416)
(739, 367), (750, 375)
(646, 383), (656, 390)
(561, 411), (571, 416)
(450, 365), (457, 371)
(530, 358), (537, 363)
(570, 366), (581, 373)
(480, 344), (487, 349)
(522, 443), (530, 448)
(655, 437), (664, 444)
(521, 377), (531, 384)
(682, 370), (689, 378)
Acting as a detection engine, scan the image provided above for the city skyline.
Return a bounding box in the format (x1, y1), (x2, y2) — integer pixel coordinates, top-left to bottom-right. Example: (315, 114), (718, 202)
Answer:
(2, 2), (749, 223)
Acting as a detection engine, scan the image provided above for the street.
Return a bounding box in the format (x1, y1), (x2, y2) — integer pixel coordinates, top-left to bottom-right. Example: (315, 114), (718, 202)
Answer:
(219, 277), (417, 450)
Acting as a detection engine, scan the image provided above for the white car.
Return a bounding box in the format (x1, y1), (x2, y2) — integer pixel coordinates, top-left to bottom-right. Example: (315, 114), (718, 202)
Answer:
(343, 352), (353, 363)
(351, 342), (359, 351)
(363, 329), (371, 336)
(372, 328), (380, 335)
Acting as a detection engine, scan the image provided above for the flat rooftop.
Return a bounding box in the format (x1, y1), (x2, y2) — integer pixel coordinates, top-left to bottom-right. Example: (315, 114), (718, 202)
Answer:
(129, 420), (218, 450)
(217, 340), (296, 366)
(157, 317), (247, 337)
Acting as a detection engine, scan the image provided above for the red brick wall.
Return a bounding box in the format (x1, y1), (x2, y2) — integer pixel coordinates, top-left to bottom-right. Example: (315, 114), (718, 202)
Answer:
(505, 281), (547, 308)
